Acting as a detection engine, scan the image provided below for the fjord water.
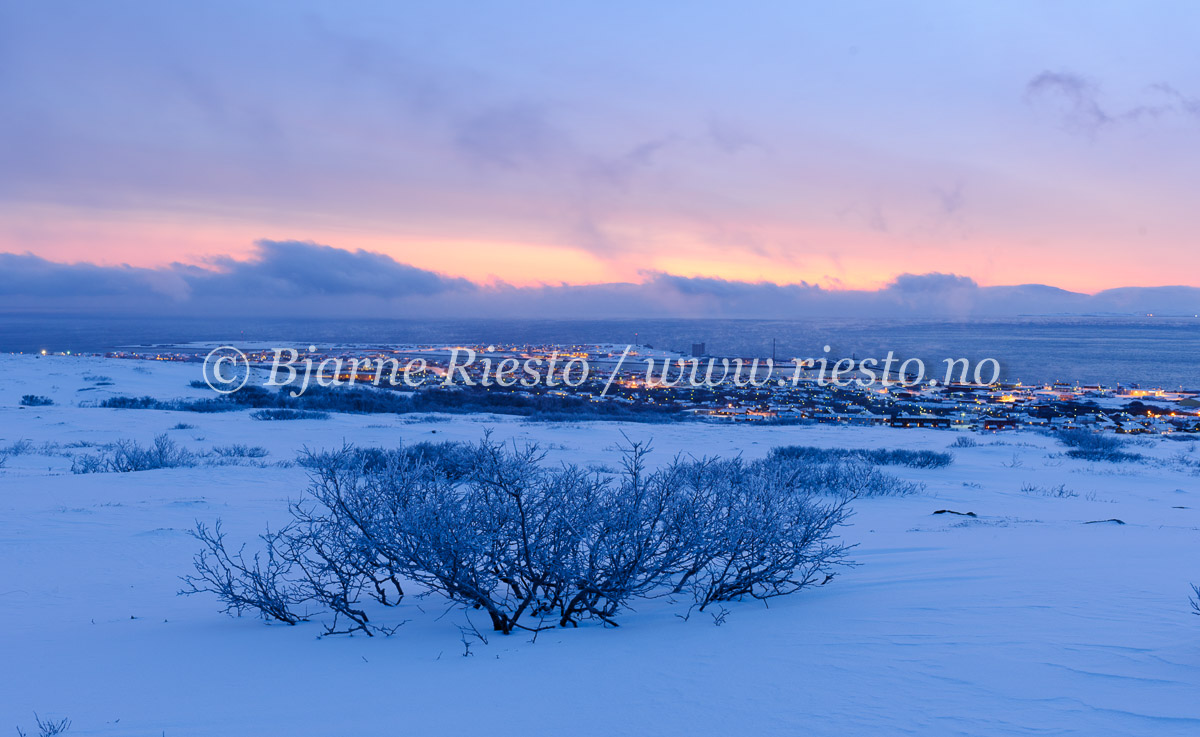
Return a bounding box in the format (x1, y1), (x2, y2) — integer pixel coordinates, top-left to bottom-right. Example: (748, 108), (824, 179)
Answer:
(2, 315), (1197, 388)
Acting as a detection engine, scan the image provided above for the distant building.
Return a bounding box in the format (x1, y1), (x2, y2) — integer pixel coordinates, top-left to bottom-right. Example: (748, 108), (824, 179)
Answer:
(691, 342), (706, 357)
(891, 415), (952, 429)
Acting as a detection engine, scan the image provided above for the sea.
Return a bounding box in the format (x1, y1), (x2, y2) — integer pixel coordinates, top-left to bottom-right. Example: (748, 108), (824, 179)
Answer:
(1, 314), (1197, 389)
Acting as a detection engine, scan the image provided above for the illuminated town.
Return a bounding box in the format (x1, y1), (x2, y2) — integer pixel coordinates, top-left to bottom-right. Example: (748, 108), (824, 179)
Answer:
(76, 343), (1200, 435)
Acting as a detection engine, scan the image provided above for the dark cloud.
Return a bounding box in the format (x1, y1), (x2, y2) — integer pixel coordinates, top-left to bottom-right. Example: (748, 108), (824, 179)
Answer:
(0, 241), (471, 313)
(1025, 71), (1182, 135)
(198, 240), (474, 298)
(1, 243), (1197, 319)
(886, 273), (977, 293)
(582, 135), (678, 189)
(932, 182), (965, 217)
(646, 273), (818, 299)
(1147, 83), (1200, 120)
(0, 252), (184, 298)
(1025, 71), (1114, 133)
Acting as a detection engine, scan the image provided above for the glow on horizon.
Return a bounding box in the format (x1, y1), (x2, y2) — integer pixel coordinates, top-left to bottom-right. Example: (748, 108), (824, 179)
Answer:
(0, 205), (1181, 295)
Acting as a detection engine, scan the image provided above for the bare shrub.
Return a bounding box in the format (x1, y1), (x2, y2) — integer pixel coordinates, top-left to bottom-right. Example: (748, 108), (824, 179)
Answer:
(1020, 482), (1078, 498)
(180, 521), (307, 625)
(20, 394), (54, 407)
(3, 439), (36, 456)
(184, 437), (854, 636)
(16, 713), (71, 737)
(670, 456), (852, 612)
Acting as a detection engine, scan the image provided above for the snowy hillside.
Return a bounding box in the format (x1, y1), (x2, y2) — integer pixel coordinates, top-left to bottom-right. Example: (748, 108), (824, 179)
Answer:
(2, 355), (1198, 736)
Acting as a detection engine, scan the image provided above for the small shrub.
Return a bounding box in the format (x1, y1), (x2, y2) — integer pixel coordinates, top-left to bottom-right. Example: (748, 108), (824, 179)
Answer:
(212, 444), (269, 459)
(1020, 482), (1077, 498)
(949, 436), (978, 448)
(171, 422), (197, 430)
(69, 454), (107, 474)
(16, 713), (71, 737)
(20, 394), (54, 407)
(2, 439), (36, 456)
(72, 434), (197, 473)
(101, 395), (165, 410)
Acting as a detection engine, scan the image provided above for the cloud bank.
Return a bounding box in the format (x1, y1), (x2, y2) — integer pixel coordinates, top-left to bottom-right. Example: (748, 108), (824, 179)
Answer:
(2, 241), (1196, 320)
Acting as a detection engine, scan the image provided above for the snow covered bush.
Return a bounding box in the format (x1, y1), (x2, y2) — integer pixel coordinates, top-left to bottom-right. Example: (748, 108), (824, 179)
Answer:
(19, 394), (54, 407)
(668, 456), (853, 611)
(183, 438), (853, 636)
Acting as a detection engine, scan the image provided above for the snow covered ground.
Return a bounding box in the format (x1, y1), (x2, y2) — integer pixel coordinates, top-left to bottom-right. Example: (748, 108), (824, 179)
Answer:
(2, 354), (1199, 736)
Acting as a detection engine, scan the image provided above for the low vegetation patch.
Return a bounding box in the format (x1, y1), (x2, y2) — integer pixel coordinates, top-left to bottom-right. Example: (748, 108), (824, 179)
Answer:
(20, 394), (54, 407)
(1055, 430), (1144, 463)
(250, 409), (330, 421)
(71, 436), (284, 472)
(72, 434), (197, 473)
(2, 439), (37, 457)
(102, 382), (687, 422)
(211, 444), (270, 459)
